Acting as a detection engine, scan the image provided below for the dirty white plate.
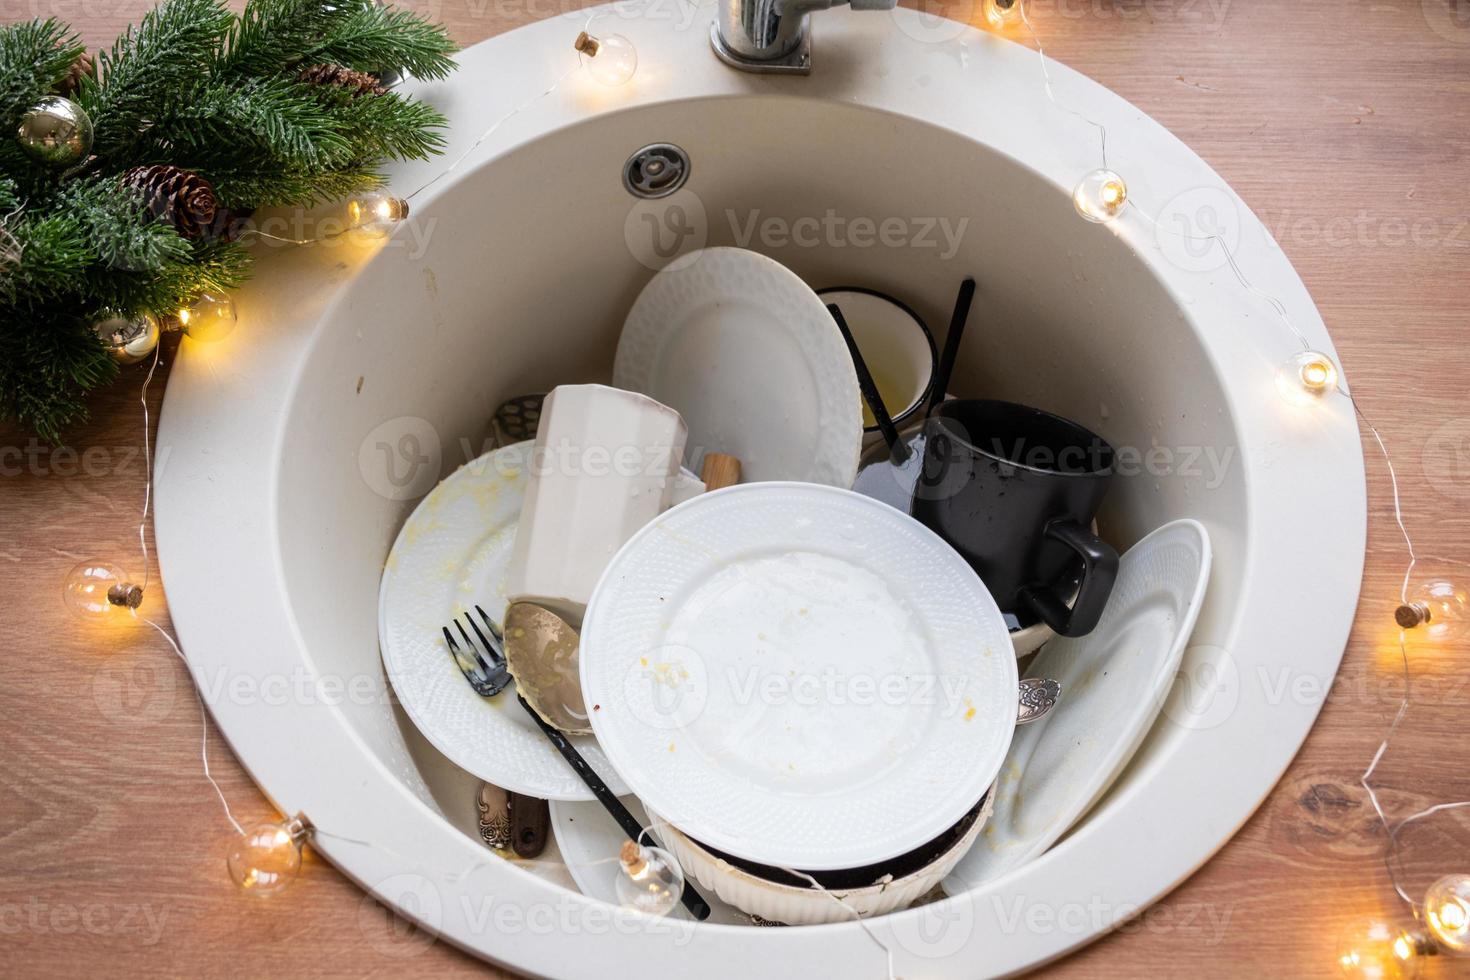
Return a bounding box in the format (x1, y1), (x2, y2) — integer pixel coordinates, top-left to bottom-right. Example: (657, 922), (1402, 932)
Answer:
(581, 482), (1017, 871)
(377, 441), (629, 801)
(613, 247), (862, 487)
(548, 796), (747, 924)
(944, 519), (1212, 890)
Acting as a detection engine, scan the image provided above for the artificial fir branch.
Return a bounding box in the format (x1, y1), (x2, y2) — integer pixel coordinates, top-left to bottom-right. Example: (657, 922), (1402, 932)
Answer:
(0, 0), (456, 439)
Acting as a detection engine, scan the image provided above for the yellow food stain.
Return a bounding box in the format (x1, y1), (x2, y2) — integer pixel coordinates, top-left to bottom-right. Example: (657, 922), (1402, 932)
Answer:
(511, 627), (525, 638)
(639, 656), (648, 667)
(667, 742), (676, 753)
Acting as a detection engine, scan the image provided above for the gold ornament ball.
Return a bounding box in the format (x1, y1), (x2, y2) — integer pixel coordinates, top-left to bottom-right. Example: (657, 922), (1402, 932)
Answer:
(92, 314), (160, 364)
(17, 95), (94, 167)
(63, 560), (143, 621)
(176, 294), (238, 343)
(228, 821), (305, 897)
(1426, 873), (1470, 954)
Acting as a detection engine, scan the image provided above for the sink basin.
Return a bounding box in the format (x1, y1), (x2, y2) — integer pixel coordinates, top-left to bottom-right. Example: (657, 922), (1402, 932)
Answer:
(155, 8), (1365, 977)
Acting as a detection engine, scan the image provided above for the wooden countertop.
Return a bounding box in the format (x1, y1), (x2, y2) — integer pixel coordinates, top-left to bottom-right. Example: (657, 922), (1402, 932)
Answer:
(3, 0), (1468, 976)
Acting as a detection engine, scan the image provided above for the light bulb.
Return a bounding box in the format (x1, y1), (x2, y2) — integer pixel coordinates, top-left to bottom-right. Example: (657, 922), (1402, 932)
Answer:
(344, 191), (409, 239)
(228, 819), (307, 897)
(1395, 579), (1468, 642)
(1425, 874), (1470, 953)
(92, 314), (159, 364)
(615, 840), (682, 917)
(1073, 169), (1128, 223)
(1277, 349), (1340, 403)
(1336, 918), (1425, 980)
(63, 560), (142, 621)
(982, 0), (1023, 29)
(574, 30), (637, 86)
(176, 294), (238, 343)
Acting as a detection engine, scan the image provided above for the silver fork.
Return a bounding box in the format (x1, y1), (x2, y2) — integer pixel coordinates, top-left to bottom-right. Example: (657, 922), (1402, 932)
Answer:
(441, 605), (511, 696)
(441, 606), (712, 920)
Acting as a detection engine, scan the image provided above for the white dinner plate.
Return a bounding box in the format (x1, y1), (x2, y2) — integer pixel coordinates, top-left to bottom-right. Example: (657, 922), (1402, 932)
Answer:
(944, 519), (1212, 890)
(613, 247), (863, 487)
(548, 796), (748, 924)
(377, 441), (629, 800)
(580, 482), (1018, 871)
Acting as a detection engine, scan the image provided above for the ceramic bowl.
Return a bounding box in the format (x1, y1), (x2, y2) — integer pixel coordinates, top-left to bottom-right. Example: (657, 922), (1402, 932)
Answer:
(649, 796), (992, 925)
(817, 286), (937, 435)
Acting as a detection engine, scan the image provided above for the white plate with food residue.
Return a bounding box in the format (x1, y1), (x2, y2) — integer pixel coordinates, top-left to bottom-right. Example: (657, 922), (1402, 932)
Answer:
(944, 519), (1211, 890)
(377, 440), (629, 801)
(580, 482), (1017, 871)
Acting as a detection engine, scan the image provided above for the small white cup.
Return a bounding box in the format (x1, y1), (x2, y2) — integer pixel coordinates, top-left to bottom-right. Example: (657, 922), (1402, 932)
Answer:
(819, 287), (937, 439)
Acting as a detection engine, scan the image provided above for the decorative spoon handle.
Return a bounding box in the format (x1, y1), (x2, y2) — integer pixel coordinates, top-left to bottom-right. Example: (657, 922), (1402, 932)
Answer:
(517, 697), (711, 920)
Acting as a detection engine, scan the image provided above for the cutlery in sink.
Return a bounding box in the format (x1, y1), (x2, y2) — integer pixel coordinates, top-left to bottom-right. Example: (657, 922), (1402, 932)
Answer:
(442, 605), (712, 921)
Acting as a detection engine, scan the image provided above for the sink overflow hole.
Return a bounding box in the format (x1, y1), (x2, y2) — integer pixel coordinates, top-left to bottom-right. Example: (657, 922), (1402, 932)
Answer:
(623, 143), (691, 199)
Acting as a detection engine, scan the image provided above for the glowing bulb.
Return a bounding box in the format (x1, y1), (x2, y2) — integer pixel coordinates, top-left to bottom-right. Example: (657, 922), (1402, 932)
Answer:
(1395, 580), (1468, 642)
(228, 819), (307, 897)
(344, 191), (409, 240)
(63, 560), (142, 621)
(176, 294), (238, 343)
(1425, 875), (1470, 953)
(982, 0), (1023, 29)
(1336, 919), (1425, 980)
(1073, 169), (1128, 223)
(1277, 349), (1340, 403)
(615, 840), (682, 917)
(574, 30), (637, 86)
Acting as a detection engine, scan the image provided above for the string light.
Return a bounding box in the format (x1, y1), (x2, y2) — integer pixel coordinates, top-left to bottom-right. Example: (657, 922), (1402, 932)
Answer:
(228, 818), (310, 897)
(1425, 874), (1470, 954)
(343, 191), (410, 240)
(1277, 349), (1341, 403)
(574, 30), (638, 86)
(62, 559), (143, 621)
(1073, 168), (1128, 223)
(1395, 579), (1467, 641)
(615, 840), (683, 917)
(1336, 919), (1431, 980)
(173, 293), (239, 343)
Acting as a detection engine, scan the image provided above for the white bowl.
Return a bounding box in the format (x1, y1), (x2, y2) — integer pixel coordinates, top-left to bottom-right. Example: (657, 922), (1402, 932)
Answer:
(650, 796), (992, 926)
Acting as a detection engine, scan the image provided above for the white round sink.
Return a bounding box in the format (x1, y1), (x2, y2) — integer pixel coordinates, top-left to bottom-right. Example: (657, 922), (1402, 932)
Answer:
(155, 8), (1365, 977)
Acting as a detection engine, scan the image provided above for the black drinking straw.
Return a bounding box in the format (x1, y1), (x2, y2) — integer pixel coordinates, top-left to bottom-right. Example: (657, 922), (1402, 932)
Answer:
(929, 277), (976, 414)
(829, 303), (910, 463)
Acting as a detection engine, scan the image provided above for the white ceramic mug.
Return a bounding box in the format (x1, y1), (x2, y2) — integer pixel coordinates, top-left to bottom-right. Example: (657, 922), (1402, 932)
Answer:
(506, 384), (691, 624)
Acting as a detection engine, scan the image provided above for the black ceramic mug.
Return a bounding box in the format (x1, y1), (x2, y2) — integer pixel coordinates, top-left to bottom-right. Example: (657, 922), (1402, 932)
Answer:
(912, 399), (1119, 637)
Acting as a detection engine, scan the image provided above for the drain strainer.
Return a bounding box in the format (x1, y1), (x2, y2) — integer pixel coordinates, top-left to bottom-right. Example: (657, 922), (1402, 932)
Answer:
(622, 143), (691, 199)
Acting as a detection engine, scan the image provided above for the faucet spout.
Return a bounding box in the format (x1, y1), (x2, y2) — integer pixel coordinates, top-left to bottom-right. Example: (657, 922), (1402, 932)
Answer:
(711, 0), (896, 74)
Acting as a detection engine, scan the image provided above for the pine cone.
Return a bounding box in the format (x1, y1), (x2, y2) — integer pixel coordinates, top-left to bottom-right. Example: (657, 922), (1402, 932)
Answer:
(298, 63), (387, 97)
(54, 52), (95, 97)
(119, 165), (218, 240)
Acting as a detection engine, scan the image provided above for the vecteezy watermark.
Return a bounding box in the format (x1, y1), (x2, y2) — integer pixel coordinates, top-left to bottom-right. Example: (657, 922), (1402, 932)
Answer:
(1422, 0), (1470, 44)
(1423, 417), (1470, 501)
(623, 192), (970, 270)
(0, 439), (167, 478)
(356, 873), (697, 959)
(1155, 186), (1242, 274)
(0, 900), (169, 945)
(358, 416), (443, 501)
(1257, 208), (1470, 251)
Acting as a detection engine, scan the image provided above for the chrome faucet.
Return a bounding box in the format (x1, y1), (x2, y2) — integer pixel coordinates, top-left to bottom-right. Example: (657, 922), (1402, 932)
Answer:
(711, 0), (898, 74)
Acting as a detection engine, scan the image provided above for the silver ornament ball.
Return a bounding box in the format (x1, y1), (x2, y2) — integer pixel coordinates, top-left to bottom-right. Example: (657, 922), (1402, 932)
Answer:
(93, 314), (160, 365)
(17, 96), (93, 167)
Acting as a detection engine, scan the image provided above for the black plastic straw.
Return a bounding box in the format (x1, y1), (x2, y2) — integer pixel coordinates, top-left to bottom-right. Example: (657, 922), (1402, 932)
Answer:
(929, 277), (976, 413)
(829, 303), (910, 463)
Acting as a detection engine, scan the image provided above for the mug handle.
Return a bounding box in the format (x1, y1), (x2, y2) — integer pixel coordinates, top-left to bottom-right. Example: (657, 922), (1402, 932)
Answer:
(1018, 519), (1119, 638)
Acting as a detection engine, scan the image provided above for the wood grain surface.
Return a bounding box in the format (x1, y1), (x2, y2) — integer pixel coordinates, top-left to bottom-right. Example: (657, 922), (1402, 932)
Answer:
(3, 0), (1469, 976)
